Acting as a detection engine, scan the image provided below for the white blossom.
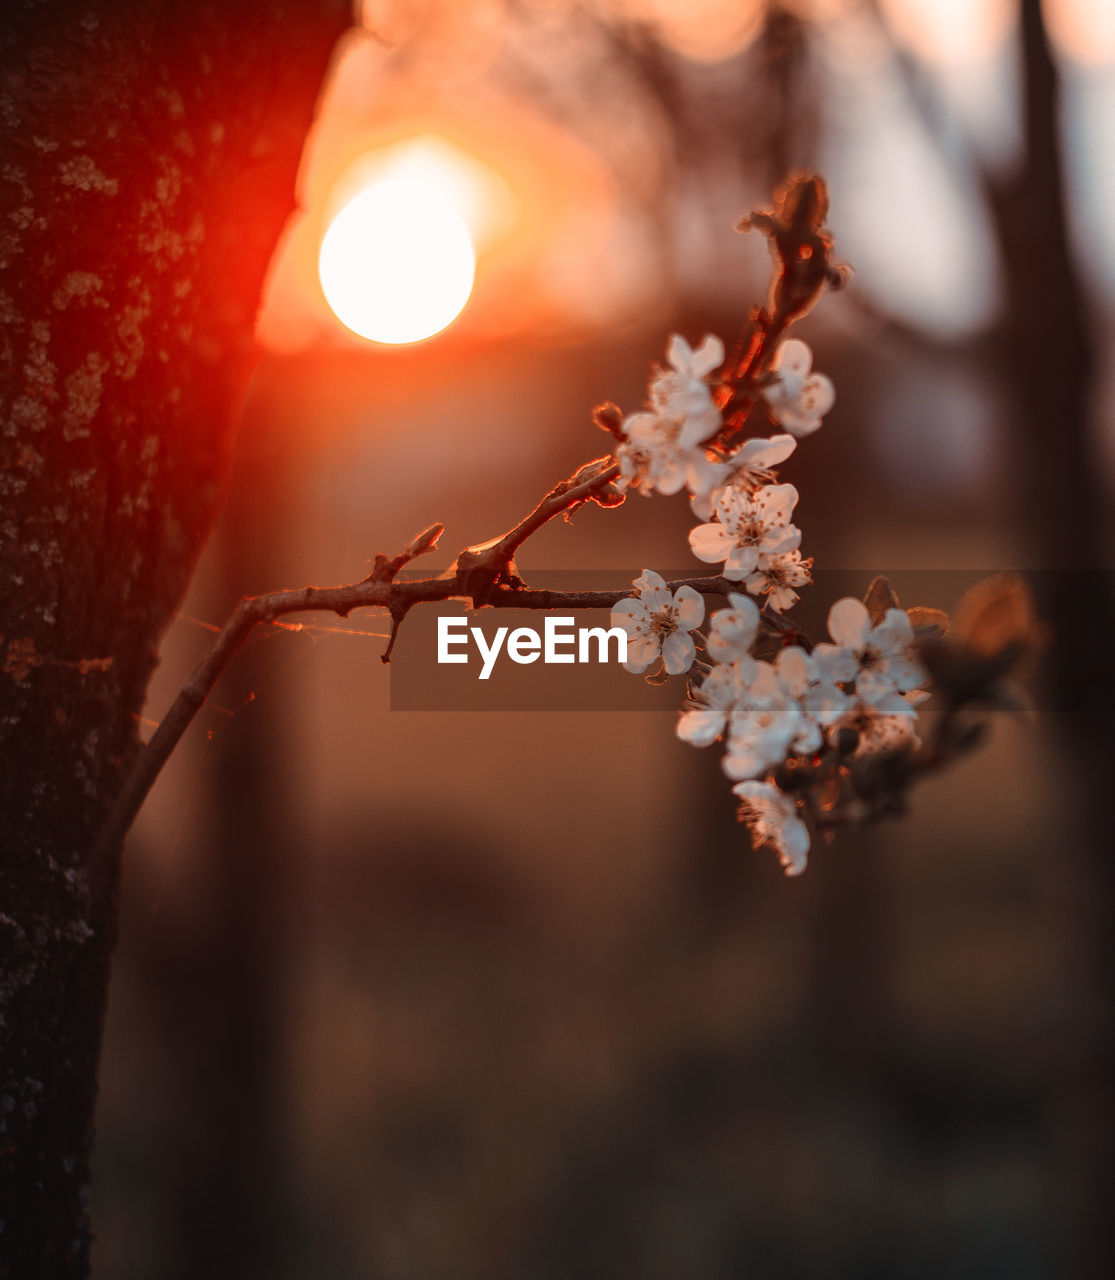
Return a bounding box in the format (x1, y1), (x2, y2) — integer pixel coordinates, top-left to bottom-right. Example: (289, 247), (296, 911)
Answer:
(677, 659), (753, 747)
(615, 410), (685, 496)
(595, 293), (955, 878)
(711, 645), (849, 779)
(725, 705), (804, 780)
(744, 547), (812, 611)
(688, 483), (801, 580)
(733, 779), (810, 876)
(689, 434), (798, 520)
(762, 338), (835, 438)
(813, 597), (927, 712)
(611, 569), (704, 675)
(722, 661), (804, 780)
(615, 334), (724, 497)
(774, 646), (850, 743)
(649, 334), (724, 446)
(706, 592), (761, 663)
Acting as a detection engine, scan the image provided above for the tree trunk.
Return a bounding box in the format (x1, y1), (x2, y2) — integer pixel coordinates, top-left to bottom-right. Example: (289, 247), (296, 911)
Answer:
(0, 2), (348, 1274)
(988, 4), (1114, 1275)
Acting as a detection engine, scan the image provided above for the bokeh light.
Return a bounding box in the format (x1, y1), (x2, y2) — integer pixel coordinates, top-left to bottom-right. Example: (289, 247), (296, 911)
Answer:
(876, 0), (1015, 65)
(1044, 0), (1115, 65)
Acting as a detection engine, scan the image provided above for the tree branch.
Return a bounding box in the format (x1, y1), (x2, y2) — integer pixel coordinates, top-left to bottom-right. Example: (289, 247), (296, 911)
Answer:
(90, 484), (773, 873)
(94, 177), (845, 869)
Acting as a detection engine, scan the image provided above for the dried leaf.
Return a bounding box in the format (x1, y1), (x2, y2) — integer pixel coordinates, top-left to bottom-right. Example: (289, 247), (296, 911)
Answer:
(863, 575), (900, 625)
(954, 574), (1036, 659)
(907, 606), (950, 640)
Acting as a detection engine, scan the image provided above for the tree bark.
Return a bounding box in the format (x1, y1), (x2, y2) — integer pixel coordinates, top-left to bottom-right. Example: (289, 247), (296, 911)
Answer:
(0, 2), (348, 1274)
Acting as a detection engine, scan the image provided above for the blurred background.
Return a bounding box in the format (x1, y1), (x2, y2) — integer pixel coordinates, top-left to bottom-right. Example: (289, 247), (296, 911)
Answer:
(92, 1), (1114, 1276)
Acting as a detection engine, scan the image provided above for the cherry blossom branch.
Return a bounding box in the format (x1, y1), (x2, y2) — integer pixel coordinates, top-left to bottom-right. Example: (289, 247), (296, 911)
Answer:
(89, 476), (784, 874)
(94, 174), (905, 882)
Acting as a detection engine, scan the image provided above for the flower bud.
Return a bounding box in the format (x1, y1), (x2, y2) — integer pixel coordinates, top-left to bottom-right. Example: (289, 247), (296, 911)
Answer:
(592, 401), (625, 440)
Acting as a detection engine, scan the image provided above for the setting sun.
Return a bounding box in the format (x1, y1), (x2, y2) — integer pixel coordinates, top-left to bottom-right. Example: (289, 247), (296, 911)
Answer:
(318, 175), (476, 345)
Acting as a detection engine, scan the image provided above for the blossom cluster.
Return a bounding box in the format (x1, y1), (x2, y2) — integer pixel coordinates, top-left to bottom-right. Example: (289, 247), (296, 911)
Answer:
(609, 332), (934, 876)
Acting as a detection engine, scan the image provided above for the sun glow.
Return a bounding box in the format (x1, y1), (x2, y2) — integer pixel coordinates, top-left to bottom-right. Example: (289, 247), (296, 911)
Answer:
(318, 172), (476, 345)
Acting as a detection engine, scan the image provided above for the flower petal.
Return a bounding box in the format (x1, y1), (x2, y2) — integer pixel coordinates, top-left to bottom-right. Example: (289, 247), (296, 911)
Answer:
(801, 372), (834, 417)
(804, 682), (850, 726)
(856, 666), (897, 705)
(775, 646), (814, 695)
(761, 523), (802, 555)
(779, 409), (822, 439)
(828, 597), (870, 649)
(755, 482), (799, 524)
(873, 692), (919, 718)
(707, 602), (759, 661)
(677, 708), (726, 747)
(887, 656), (927, 691)
(623, 636), (659, 673)
(662, 630), (696, 675)
(744, 662), (785, 707)
(689, 333), (725, 379)
(773, 338), (812, 377)
(713, 486), (748, 526)
(874, 608), (915, 651)
(688, 522), (734, 564)
(723, 544), (759, 578)
(633, 569), (671, 613)
(622, 411), (660, 443)
(672, 585), (705, 630)
(677, 400), (721, 449)
(767, 583), (801, 611)
(778, 814), (810, 876)
(721, 746), (771, 781)
(700, 662), (745, 709)
(655, 458), (690, 496)
(731, 780), (769, 804)
(687, 457), (731, 514)
(610, 599), (648, 631)
(737, 433), (797, 469)
(666, 333), (695, 373)
(812, 642), (858, 684)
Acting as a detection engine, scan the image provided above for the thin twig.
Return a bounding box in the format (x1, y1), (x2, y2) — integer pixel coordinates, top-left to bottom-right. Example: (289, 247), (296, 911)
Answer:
(93, 525), (448, 873)
(91, 504), (761, 874)
(496, 458), (620, 560)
